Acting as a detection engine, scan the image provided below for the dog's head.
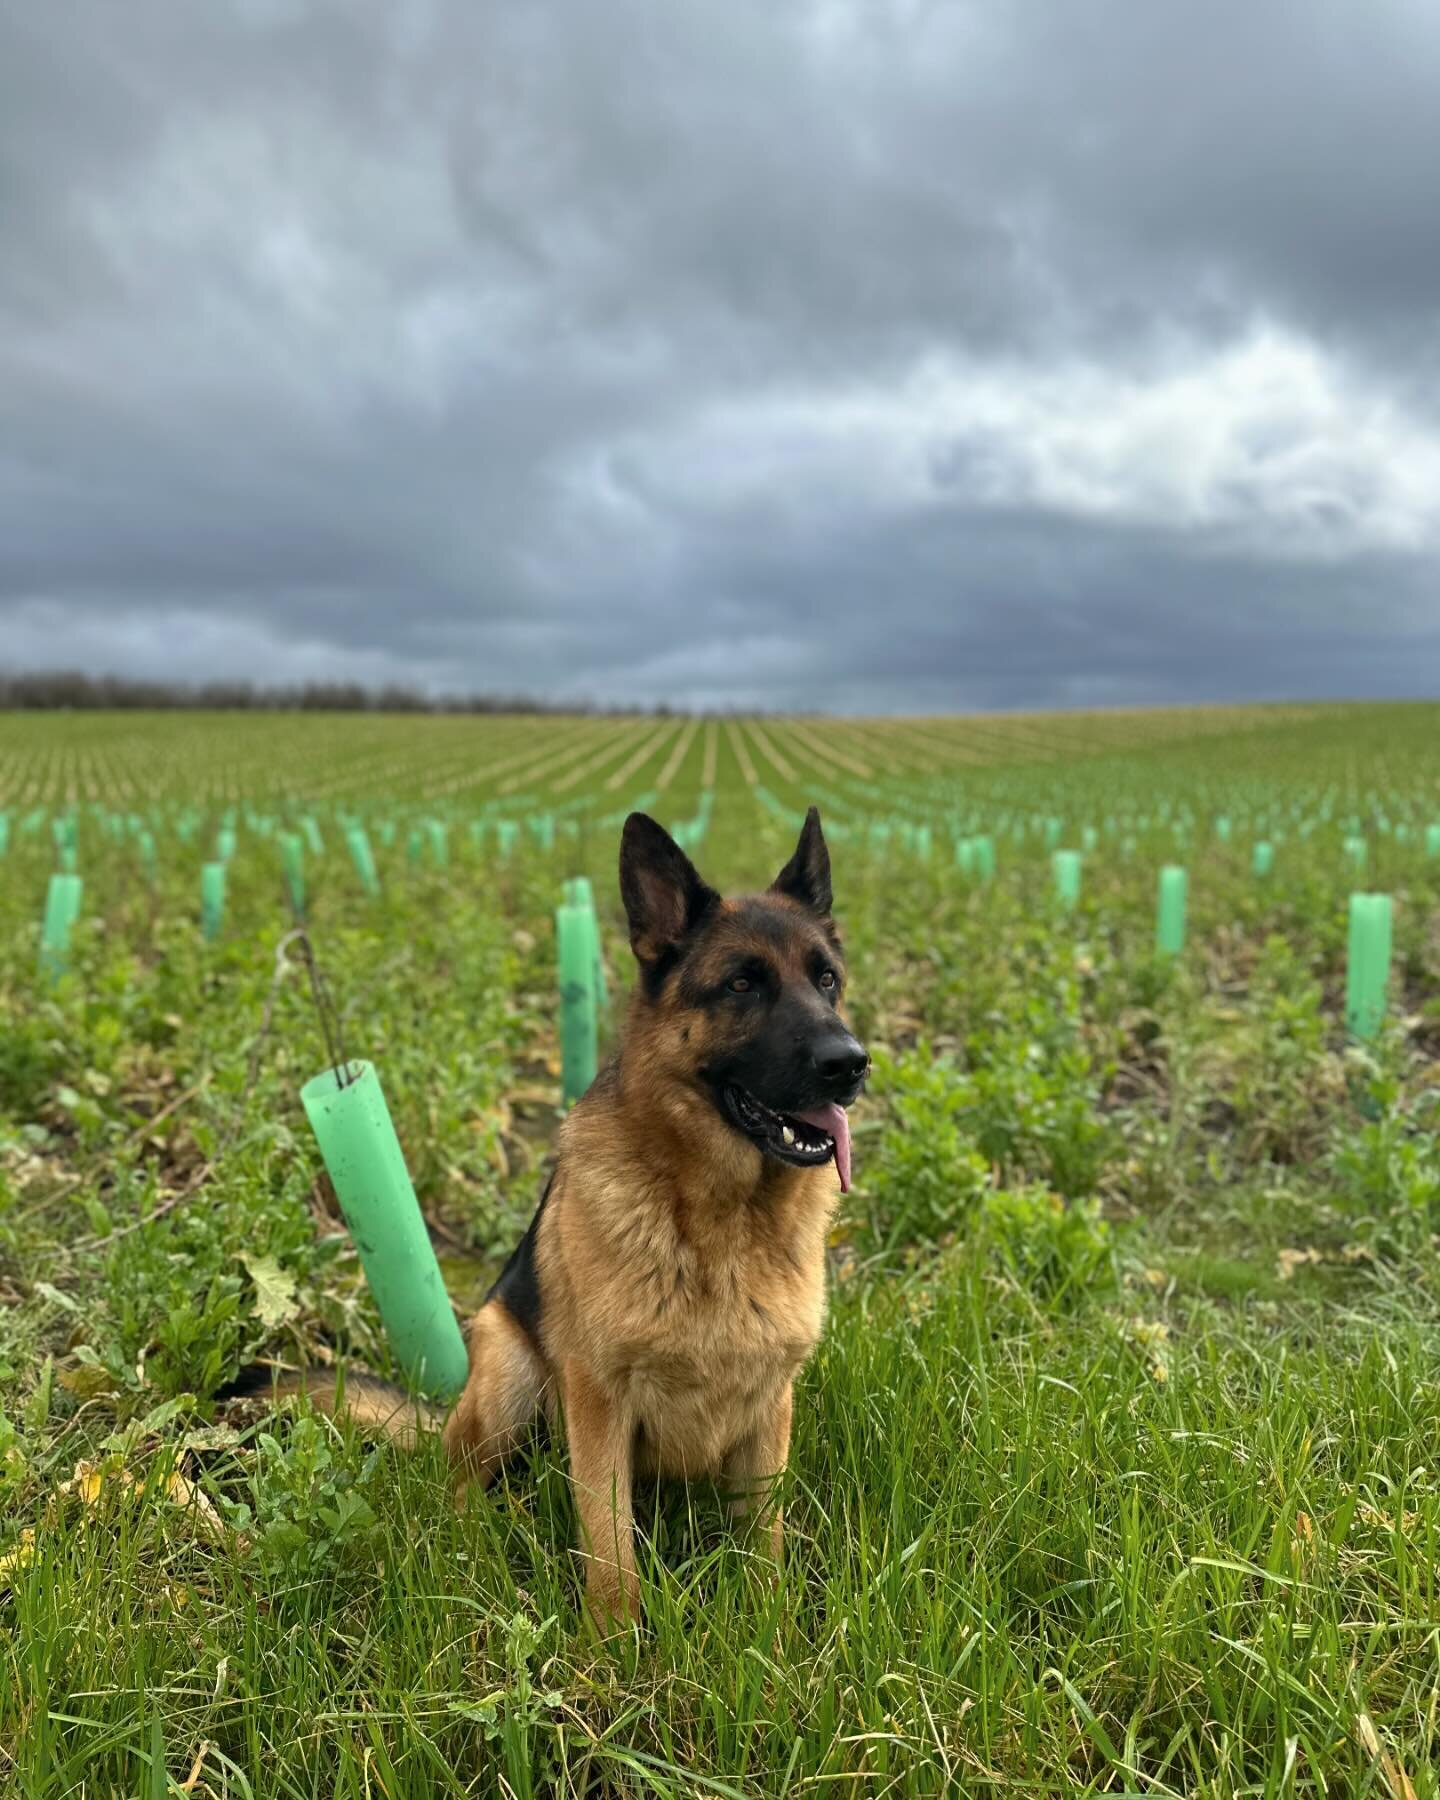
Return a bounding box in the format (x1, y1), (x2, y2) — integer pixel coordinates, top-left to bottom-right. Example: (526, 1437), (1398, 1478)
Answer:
(618, 807), (867, 1190)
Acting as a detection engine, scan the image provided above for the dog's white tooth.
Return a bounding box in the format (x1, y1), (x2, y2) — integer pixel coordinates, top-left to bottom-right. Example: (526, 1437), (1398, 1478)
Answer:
(782, 1125), (795, 1146)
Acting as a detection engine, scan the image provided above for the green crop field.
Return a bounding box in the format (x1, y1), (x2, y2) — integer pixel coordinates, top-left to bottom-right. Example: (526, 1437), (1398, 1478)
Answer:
(3, 700), (1440, 1797)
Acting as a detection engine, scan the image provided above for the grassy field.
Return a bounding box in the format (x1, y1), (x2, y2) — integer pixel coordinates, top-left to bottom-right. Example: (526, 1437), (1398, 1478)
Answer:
(2, 701), (1440, 1797)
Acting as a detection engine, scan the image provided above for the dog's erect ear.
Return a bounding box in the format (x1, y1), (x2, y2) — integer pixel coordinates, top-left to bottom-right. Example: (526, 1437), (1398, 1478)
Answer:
(619, 813), (719, 967)
(771, 805), (832, 917)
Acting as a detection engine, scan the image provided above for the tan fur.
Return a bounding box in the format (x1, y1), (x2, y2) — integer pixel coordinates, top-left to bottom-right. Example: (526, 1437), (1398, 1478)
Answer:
(445, 968), (843, 1627)
(240, 1370), (438, 1451)
(441, 1301), (551, 1484)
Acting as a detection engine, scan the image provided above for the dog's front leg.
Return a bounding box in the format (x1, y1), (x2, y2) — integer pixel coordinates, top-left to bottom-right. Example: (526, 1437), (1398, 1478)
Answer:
(723, 1381), (793, 1562)
(561, 1359), (639, 1627)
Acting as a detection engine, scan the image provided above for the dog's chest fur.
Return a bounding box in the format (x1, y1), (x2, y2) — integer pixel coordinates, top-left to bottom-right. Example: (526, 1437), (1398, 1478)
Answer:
(543, 1151), (835, 1477)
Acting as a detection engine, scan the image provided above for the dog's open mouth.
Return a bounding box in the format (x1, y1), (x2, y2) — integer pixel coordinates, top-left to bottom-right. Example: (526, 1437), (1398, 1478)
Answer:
(723, 1085), (852, 1192)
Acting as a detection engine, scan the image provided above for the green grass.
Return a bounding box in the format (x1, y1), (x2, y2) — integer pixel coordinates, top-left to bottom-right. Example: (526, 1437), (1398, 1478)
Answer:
(3, 702), (1440, 1795)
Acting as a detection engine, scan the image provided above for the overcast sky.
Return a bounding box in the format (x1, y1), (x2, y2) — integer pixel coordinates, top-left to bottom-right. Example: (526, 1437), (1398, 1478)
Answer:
(2, 0), (1438, 713)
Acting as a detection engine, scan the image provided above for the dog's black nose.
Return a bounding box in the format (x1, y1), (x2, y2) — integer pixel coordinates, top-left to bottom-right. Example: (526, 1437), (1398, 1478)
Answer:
(815, 1036), (869, 1089)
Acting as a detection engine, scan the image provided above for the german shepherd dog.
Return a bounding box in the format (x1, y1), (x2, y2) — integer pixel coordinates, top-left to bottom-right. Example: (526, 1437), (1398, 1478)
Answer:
(249, 807), (867, 1626)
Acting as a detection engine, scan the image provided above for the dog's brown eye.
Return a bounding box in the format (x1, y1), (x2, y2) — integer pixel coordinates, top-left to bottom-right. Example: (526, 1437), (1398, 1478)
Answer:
(728, 976), (751, 994)
(818, 969), (836, 991)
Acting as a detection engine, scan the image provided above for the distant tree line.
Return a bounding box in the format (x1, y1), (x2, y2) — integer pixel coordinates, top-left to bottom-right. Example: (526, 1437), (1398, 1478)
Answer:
(0, 670), (690, 716)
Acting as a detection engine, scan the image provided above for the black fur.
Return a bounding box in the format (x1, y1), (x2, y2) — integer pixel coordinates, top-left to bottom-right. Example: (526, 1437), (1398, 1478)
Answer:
(487, 1170), (554, 1346)
(771, 805), (833, 917)
(216, 1364), (296, 1401)
(619, 813), (719, 970)
(215, 1365), (411, 1405)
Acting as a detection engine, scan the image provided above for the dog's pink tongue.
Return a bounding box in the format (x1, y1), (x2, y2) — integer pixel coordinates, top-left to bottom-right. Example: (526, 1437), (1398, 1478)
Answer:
(794, 1103), (852, 1193)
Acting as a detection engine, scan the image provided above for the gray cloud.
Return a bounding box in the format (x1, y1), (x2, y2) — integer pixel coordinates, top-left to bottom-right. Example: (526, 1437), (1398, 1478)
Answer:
(1, 0), (1438, 710)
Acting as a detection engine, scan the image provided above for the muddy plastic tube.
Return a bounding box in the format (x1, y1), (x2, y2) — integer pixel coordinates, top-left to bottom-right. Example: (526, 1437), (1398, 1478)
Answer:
(564, 879), (609, 1019)
(557, 904), (598, 1104)
(301, 1061), (469, 1398)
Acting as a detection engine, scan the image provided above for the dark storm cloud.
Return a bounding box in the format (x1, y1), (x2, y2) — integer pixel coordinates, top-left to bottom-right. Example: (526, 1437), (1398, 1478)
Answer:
(1, 0), (1438, 710)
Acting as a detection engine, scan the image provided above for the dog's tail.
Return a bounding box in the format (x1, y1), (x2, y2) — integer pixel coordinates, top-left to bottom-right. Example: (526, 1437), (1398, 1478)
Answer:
(219, 1364), (440, 1450)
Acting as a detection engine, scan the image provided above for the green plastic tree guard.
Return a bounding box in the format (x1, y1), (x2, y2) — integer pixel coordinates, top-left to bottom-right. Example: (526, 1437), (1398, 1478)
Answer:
(0, 812), (8, 857)
(301, 1061), (469, 1398)
(588, 904), (610, 1017)
(58, 873), (82, 930)
(972, 835), (995, 882)
(557, 904), (598, 1105)
(346, 826), (381, 897)
(1052, 849), (1082, 910)
(1253, 841), (1274, 878)
(201, 861), (226, 941)
(1215, 816), (1233, 843)
(216, 826), (237, 863)
(280, 832), (306, 915)
(1343, 835), (1367, 875)
(1345, 893), (1392, 1041)
(565, 879), (609, 1020)
(427, 820), (448, 869)
(1426, 823), (1440, 859)
(955, 837), (975, 876)
(1156, 865), (1187, 957)
(40, 873), (83, 981)
(496, 821), (519, 857)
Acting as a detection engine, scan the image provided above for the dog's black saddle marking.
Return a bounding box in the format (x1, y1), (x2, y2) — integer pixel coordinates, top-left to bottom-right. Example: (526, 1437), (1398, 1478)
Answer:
(487, 1169), (554, 1346)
